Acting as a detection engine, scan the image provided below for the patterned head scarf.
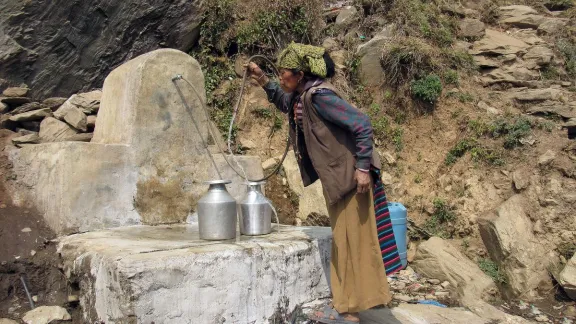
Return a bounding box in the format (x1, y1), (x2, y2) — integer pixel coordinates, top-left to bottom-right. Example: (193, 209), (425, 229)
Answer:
(277, 42), (327, 78)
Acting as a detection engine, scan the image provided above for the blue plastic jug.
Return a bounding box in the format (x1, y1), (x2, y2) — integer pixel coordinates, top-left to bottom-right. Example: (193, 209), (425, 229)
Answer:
(388, 202), (408, 269)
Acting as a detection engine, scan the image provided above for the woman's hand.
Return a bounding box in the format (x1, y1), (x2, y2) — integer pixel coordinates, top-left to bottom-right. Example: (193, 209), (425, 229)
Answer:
(355, 170), (370, 194)
(246, 62), (269, 86)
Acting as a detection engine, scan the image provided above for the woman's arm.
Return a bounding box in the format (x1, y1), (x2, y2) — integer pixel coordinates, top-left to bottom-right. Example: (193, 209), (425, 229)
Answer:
(311, 90), (374, 171)
(247, 62), (291, 113)
(262, 81), (291, 114)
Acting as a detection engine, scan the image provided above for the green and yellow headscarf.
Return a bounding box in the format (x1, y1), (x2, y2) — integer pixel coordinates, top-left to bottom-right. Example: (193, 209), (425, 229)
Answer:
(277, 42), (327, 78)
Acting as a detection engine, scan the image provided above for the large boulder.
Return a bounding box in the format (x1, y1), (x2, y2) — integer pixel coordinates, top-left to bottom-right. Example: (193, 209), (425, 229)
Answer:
(283, 151), (328, 221)
(500, 15), (547, 29)
(498, 5), (538, 19)
(38, 117), (78, 142)
(459, 18), (486, 39)
(412, 237), (529, 323)
(559, 255), (576, 300)
(22, 306), (71, 324)
(412, 237), (495, 299)
(8, 108), (52, 122)
(479, 195), (556, 299)
(469, 29), (529, 56)
(356, 24), (396, 87)
(53, 103), (88, 132)
(0, 1), (202, 98)
(9, 49), (263, 235)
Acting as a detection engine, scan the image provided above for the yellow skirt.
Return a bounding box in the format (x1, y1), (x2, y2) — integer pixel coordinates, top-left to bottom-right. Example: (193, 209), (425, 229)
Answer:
(325, 187), (392, 313)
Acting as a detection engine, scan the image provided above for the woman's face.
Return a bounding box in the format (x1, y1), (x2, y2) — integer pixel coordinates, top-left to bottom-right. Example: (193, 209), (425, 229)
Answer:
(279, 69), (303, 93)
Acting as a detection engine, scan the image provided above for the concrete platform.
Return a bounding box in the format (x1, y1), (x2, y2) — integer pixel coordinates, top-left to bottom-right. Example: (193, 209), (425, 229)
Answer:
(57, 225), (332, 324)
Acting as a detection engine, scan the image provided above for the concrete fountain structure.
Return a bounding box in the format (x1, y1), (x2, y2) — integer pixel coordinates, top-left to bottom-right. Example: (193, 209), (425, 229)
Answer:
(8, 49), (333, 323)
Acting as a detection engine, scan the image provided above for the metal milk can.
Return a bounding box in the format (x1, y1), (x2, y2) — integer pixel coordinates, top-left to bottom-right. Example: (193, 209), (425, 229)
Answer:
(197, 180), (237, 240)
(239, 181), (272, 236)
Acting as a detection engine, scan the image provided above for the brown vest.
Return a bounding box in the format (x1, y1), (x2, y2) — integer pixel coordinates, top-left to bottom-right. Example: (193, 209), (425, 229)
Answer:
(296, 82), (381, 206)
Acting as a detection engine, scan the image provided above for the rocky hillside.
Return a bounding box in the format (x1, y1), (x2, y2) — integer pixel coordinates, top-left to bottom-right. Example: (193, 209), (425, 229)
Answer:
(0, 0), (202, 98)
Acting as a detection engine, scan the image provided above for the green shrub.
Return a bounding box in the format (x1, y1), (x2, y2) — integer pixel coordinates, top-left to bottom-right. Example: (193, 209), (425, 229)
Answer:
(444, 70), (459, 85)
(432, 198), (456, 223)
(478, 258), (507, 284)
(411, 74), (443, 104)
(445, 138), (477, 165)
(381, 38), (440, 87)
(423, 198), (457, 238)
(558, 39), (576, 79)
(491, 117), (533, 149)
(540, 65), (561, 80)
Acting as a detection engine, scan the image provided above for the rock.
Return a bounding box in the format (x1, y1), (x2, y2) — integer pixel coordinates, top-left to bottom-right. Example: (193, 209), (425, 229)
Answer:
(513, 170), (530, 190)
(356, 24), (396, 87)
(434, 291), (450, 297)
(479, 195), (554, 298)
(86, 115), (97, 129)
(381, 171), (393, 186)
(0, 319), (19, 324)
(538, 18), (568, 35)
(459, 19), (485, 39)
(534, 315), (549, 322)
(2, 87), (29, 97)
(330, 50), (347, 70)
(21, 227), (31, 232)
(9, 108), (52, 122)
(441, 281), (451, 288)
(67, 91), (102, 114)
(335, 6), (357, 25)
(322, 38), (339, 52)
(538, 150), (557, 166)
(22, 306), (71, 324)
(38, 117), (78, 143)
(0, 102), (8, 114)
(0, 2), (202, 98)
(559, 254), (576, 300)
(283, 152), (328, 220)
(0, 97), (32, 106)
(455, 41), (472, 52)
(500, 15), (547, 29)
(533, 220), (544, 234)
(523, 46), (554, 68)
(478, 101), (500, 115)
(412, 237), (495, 300)
(381, 151), (396, 165)
(53, 104), (87, 132)
(67, 295), (79, 303)
(234, 54), (249, 78)
(12, 134), (40, 147)
(10, 102), (46, 115)
(499, 5), (539, 19)
(527, 102), (576, 119)
(65, 133), (94, 142)
(474, 56), (501, 68)
(470, 29), (529, 56)
(512, 88), (562, 102)
(378, 303), (503, 324)
(262, 158), (278, 170)
(239, 139), (256, 150)
(394, 294), (413, 302)
(42, 97), (68, 111)
(428, 279), (441, 285)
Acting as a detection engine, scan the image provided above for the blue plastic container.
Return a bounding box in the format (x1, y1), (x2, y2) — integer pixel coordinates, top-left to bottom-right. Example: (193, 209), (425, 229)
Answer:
(388, 202), (408, 269)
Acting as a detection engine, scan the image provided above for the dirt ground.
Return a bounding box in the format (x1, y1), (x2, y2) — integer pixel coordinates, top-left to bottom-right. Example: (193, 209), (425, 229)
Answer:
(0, 130), (81, 322)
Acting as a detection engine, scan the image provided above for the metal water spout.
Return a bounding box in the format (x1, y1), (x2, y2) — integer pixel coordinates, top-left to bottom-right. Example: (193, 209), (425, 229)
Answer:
(239, 181), (272, 236)
(197, 180), (237, 240)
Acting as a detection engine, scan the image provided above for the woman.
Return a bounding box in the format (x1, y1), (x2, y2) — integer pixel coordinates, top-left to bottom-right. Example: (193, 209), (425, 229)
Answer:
(247, 42), (402, 323)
